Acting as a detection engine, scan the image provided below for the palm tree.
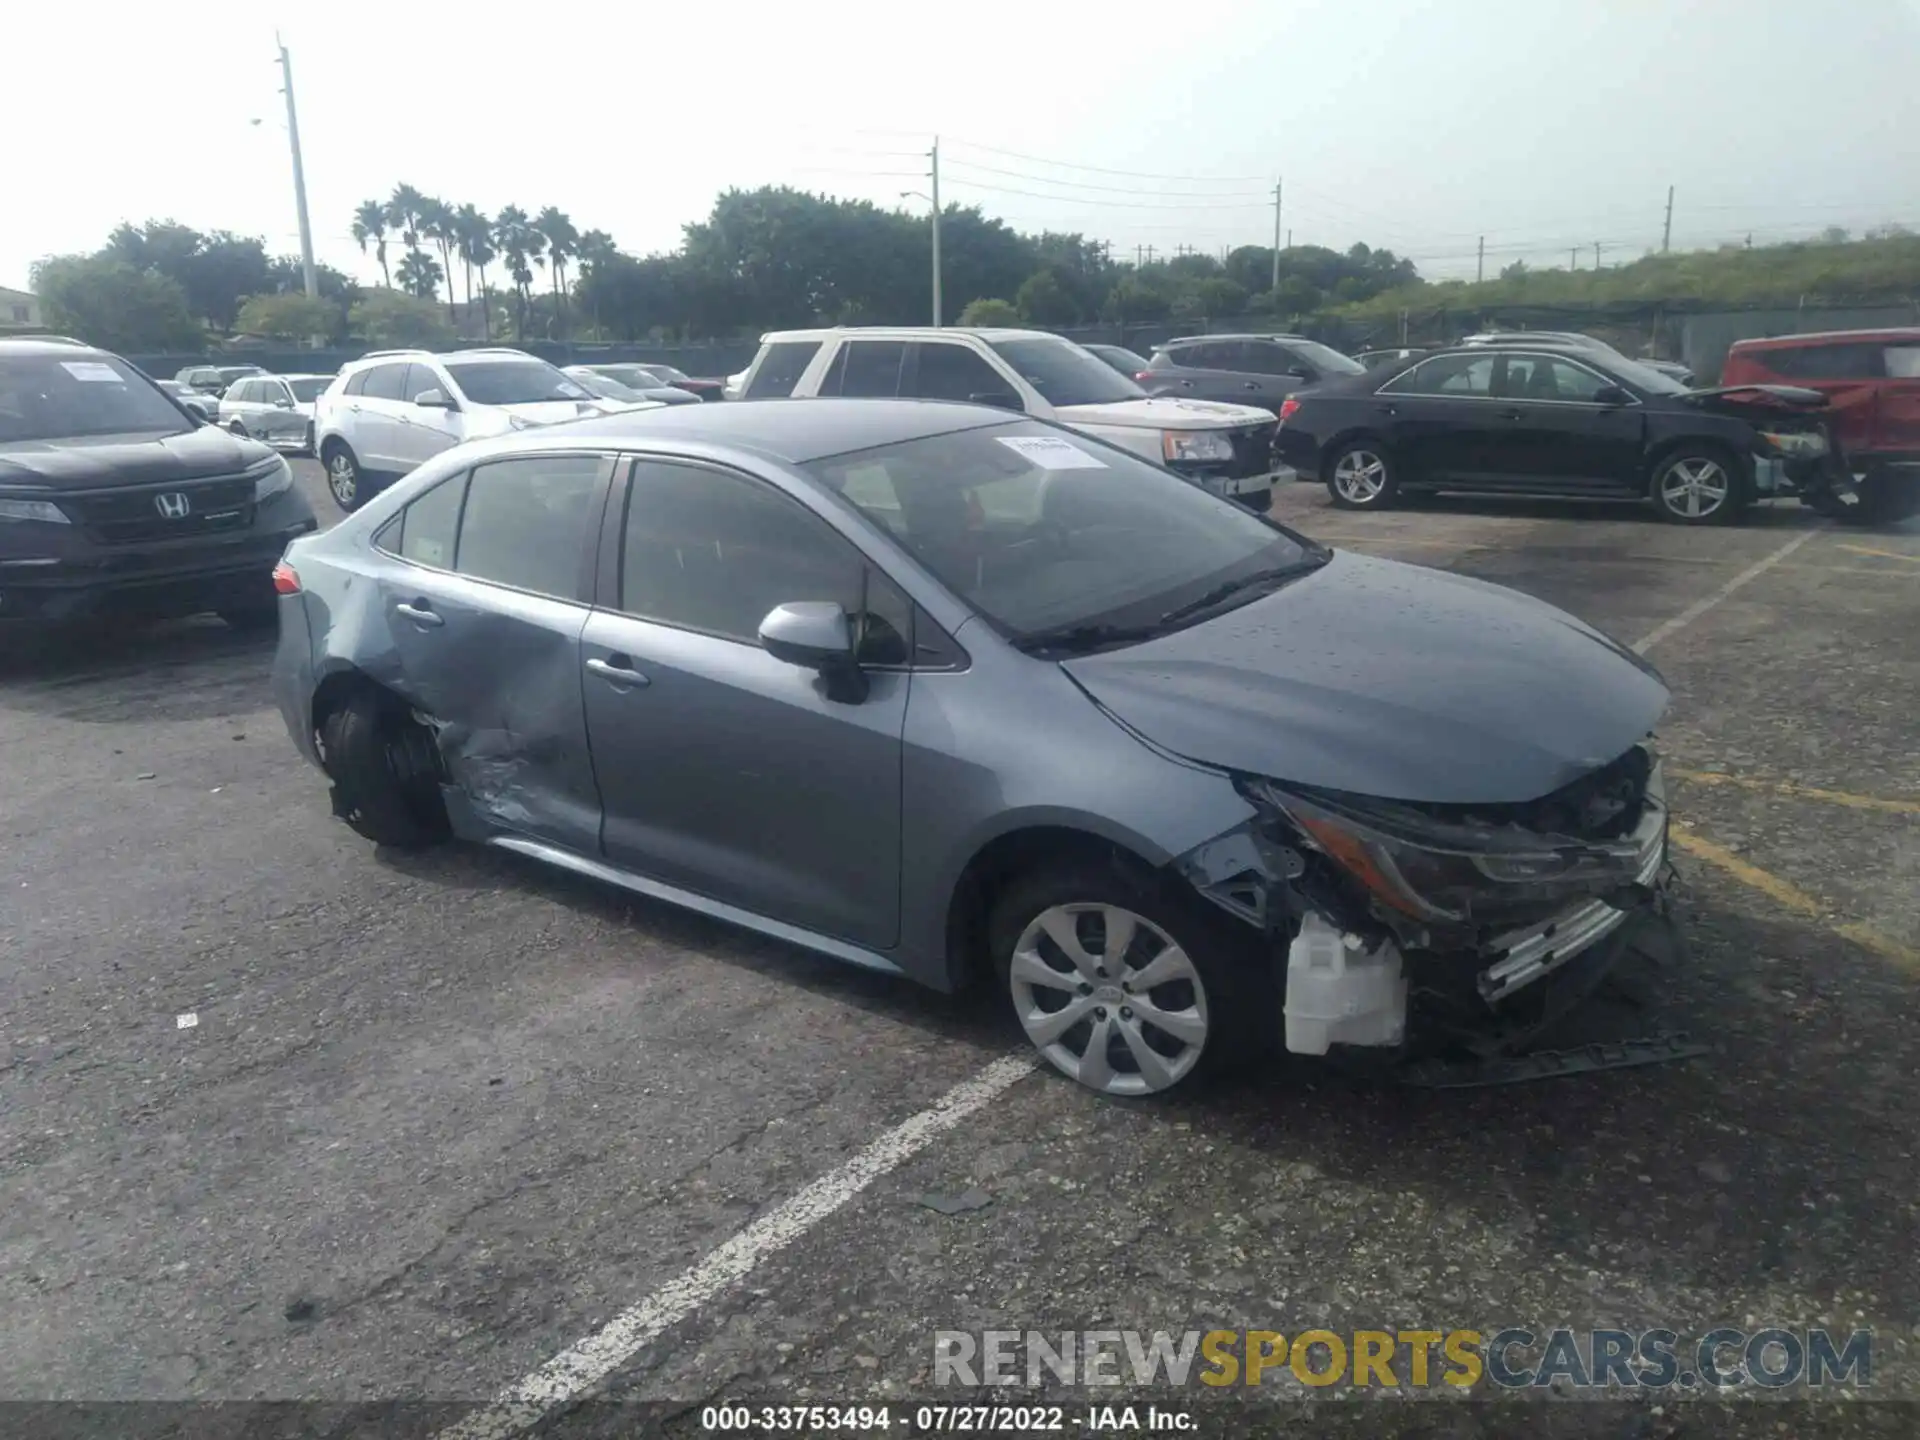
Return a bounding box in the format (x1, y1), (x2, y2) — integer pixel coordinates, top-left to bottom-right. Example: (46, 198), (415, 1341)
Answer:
(535, 206), (580, 337)
(575, 230), (618, 337)
(395, 250), (443, 301)
(351, 200), (390, 288)
(386, 184), (427, 269)
(492, 205), (541, 340)
(453, 204), (496, 340)
(417, 197), (458, 326)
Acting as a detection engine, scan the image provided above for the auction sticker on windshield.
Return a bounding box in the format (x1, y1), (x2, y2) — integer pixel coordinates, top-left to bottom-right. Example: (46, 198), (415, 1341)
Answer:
(996, 436), (1107, 470)
(61, 361), (125, 383)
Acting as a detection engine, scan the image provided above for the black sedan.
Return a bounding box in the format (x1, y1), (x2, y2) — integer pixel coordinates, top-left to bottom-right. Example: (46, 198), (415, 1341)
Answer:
(1273, 345), (1839, 525)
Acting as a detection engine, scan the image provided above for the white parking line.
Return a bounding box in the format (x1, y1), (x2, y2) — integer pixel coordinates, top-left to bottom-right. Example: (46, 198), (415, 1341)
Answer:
(437, 1053), (1038, 1440)
(1632, 528), (1819, 653)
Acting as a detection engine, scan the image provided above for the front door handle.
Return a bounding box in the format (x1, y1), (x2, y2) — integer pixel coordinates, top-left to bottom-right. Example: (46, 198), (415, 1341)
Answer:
(1375, 404), (1398, 417)
(1497, 407), (1524, 420)
(587, 656), (650, 690)
(1179, 379), (1194, 388)
(394, 600), (443, 628)
(1242, 381), (1261, 391)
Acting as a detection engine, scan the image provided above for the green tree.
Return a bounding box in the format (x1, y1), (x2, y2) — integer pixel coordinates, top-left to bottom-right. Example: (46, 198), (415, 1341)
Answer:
(236, 291), (339, 340)
(352, 200), (391, 288)
(417, 196), (459, 325)
(492, 206), (541, 339)
(1193, 276), (1250, 318)
(349, 288), (453, 346)
(1015, 268), (1079, 325)
(102, 221), (270, 332)
(31, 254), (201, 353)
(1103, 275), (1171, 323)
(395, 250), (443, 301)
(536, 206), (580, 336)
(453, 205), (496, 339)
(958, 297), (1020, 326)
(386, 185), (427, 271)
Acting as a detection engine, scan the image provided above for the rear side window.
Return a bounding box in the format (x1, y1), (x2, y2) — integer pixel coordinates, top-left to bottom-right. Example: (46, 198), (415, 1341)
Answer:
(1757, 344), (1886, 381)
(384, 473), (468, 569)
(1882, 345), (1920, 379)
(361, 364), (410, 401)
(744, 341), (822, 399)
(343, 369), (371, 396)
(1382, 353), (1494, 397)
(454, 455), (605, 600)
(906, 342), (1011, 404)
(835, 341), (908, 397)
(228, 380), (255, 402)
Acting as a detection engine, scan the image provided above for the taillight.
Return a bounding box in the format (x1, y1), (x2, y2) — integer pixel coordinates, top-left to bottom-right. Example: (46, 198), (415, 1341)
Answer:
(1135, 372), (1153, 382)
(1278, 398), (1301, 423)
(271, 560), (300, 595)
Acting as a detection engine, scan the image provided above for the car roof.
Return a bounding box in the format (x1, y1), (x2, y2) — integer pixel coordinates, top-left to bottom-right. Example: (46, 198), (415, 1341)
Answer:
(758, 326), (1055, 344)
(515, 396), (1022, 464)
(1730, 328), (1920, 349)
(1161, 333), (1308, 345)
(0, 336), (111, 358)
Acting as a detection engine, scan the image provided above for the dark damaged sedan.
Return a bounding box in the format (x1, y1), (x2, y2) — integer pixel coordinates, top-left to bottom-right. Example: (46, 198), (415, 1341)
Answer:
(272, 399), (1673, 1097)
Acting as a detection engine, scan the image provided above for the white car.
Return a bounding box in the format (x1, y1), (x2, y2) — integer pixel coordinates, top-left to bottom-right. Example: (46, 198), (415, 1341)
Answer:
(312, 348), (653, 511)
(723, 367), (748, 400)
(736, 327), (1284, 507)
(217, 373), (332, 454)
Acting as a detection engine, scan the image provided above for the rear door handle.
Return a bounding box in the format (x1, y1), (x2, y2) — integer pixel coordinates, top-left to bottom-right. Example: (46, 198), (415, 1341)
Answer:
(587, 656), (650, 690)
(1179, 379), (1195, 388)
(1497, 408), (1524, 420)
(1242, 381), (1261, 391)
(394, 600), (442, 628)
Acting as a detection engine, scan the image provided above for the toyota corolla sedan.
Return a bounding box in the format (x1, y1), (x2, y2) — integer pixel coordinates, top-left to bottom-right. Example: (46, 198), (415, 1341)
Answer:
(271, 399), (1674, 1097)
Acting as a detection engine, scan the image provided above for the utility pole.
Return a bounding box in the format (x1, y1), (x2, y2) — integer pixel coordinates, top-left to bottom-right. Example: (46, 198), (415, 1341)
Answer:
(1286, 229), (1292, 248)
(929, 136), (943, 327)
(1145, 244), (1157, 264)
(1135, 244), (1143, 267)
(1270, 177), (1283, 290)
(1662, 185), (1674, 253)
(1594, 240), (1603, 270)
(276, 36), (319, 301)
(1570, 246), (1578, 271)
(1477, 235), (1485, 284)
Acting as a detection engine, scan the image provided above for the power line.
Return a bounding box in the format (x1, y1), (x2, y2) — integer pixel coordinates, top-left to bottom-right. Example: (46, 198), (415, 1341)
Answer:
(938, 158), (1269, 200)
(941, 137), (1269, 183)
(939, 176), (1269, 211)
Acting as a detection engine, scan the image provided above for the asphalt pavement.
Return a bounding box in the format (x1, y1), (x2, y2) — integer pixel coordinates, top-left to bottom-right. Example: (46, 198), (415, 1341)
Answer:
(2, 461), (1916, 1437)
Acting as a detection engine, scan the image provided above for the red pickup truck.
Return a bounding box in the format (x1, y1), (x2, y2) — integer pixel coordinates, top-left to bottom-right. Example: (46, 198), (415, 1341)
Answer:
(1721, 329), (1920, 522)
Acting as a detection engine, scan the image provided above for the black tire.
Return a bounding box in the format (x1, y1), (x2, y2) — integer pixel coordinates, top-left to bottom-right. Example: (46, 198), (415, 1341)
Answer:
(318, 688), (450, 849)
(1648, 445), (1747, 525)
(320, 439), (365, 513)
(217, 601), (279, 633)
(988, 856), (1273, 1096)
(1822, 465), (1920, 527)
(1323, 438), (1398, 510)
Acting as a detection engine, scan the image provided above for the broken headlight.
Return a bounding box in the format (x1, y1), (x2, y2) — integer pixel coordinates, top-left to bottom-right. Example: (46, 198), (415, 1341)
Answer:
(1244, 768), (1663, 928)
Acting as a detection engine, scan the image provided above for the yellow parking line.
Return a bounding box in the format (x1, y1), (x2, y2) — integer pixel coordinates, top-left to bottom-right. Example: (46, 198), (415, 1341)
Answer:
(1836, 543), (1920, 564)
(1670, 768), (1920, 816)
(1669, 823), (1920, 973)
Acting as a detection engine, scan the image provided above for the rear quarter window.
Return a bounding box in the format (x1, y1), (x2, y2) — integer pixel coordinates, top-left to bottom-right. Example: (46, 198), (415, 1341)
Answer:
(745, 341), (823, 399)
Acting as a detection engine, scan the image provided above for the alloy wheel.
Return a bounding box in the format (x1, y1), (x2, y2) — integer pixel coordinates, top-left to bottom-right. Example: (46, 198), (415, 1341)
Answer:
(1332, 449), (1387, 504)
(327, 452), (359, 508)
(1659, 457), (1729, 519)
(1008, 902), (1209, 1096)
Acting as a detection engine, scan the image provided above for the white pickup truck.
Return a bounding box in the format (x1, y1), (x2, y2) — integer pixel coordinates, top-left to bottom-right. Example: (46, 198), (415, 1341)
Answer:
(735, 326), (1287, 508)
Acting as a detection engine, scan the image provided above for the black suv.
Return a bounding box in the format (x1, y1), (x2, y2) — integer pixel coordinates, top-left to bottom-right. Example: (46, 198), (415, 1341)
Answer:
(1139, 333), (1368, 409)
(0, 338), (318, 628)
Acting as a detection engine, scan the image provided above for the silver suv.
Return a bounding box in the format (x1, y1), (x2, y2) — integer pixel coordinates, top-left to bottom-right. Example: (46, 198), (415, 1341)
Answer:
(311, 348), (635, 511)
(217, 373), (332, 453)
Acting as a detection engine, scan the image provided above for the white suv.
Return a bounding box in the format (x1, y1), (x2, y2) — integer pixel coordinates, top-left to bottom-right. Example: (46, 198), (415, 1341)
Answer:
(736, 327), (1284, 507)
(312, 348), (651, 511)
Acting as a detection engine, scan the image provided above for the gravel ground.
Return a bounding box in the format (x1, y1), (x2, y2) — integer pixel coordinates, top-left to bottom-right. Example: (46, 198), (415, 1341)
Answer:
(1, 463), (1915, 1438)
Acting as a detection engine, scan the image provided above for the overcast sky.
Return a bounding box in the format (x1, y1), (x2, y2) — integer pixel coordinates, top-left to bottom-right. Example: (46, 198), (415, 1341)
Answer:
(9, 0), (1920, 292)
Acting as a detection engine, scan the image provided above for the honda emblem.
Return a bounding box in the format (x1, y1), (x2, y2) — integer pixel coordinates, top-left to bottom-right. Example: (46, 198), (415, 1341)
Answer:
(154, 492), (192, 519)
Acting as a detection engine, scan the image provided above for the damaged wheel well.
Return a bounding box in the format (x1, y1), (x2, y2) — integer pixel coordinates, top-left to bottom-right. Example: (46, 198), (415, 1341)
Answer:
(310, 668), (394, 748)
(943, 827), (1158, 992)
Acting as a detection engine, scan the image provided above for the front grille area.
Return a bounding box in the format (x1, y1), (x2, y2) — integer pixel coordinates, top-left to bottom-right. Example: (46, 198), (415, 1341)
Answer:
(60, 475), (256, 545)
(1228, 421), (1279, 479)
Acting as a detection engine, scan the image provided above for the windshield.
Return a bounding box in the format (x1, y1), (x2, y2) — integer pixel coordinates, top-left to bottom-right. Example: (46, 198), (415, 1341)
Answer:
(643, 364), (692, 384)
(218, 366), (266, 384)
(0, 354), (195, 443)
(1285, 340), (1366, 376)
(444, 359), (590, 405)
(570, 371), (644, 401)
(287, 377), (331, 403)
(1090, 345), (1150, 375)
(987, 338), (1146, 407)
(1609, 356), (1692, 395)
(806, 420), (1313, 642)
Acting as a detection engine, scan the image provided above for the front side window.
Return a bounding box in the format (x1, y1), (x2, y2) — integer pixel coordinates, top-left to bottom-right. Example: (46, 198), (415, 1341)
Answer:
(1281, 340), (1366, 376)
(1886, 345), (1920, 379)
(1383, 353), (1494, 397)
(0, 353), (195, 443)
(442, 359), (588, 405)
(620, 460), (910, 662)
(806, 420), (1314, 643)
(907, 342), (1014, 404)
(986, 338), (1143, 406)
(1497, 355), (1615, 402)
(403, 364), (449, 404)
(453, 455), (604, 600)
(744, 341), (822, 399)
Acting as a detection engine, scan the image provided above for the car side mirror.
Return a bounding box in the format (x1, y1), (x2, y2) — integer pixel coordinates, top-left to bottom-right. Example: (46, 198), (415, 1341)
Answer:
(414, 388), (453, 409)
(759, 601), (868, 702)
(1592, 384), (1631, 406)
(969, 390), (1024, 412)
(273, 396), (294, 409)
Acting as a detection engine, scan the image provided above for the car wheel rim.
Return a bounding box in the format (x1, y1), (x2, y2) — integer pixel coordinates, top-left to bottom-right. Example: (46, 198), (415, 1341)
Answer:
(328, 454), (357, 505)
(1333, 450), (1386, 502)
(1009, 903), (1208, 1096)
(1660, 458), (1728, 518)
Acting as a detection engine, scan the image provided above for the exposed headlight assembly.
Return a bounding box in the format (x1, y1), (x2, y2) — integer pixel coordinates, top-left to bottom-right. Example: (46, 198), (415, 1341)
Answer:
(1245, 772), (1662, 926)
(1162, 429), (1234, 464)
(1758, 429), (1827, 457)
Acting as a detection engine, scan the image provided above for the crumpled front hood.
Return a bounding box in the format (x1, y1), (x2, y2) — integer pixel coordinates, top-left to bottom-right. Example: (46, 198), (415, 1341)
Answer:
(1053, 396), (1276, 431)
(0, 425), (274, 491)
(1063, 551), (1669, 804)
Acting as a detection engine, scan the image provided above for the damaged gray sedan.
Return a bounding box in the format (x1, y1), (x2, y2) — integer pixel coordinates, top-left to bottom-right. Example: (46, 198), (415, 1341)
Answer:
(271, 398), (1674, 1097)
